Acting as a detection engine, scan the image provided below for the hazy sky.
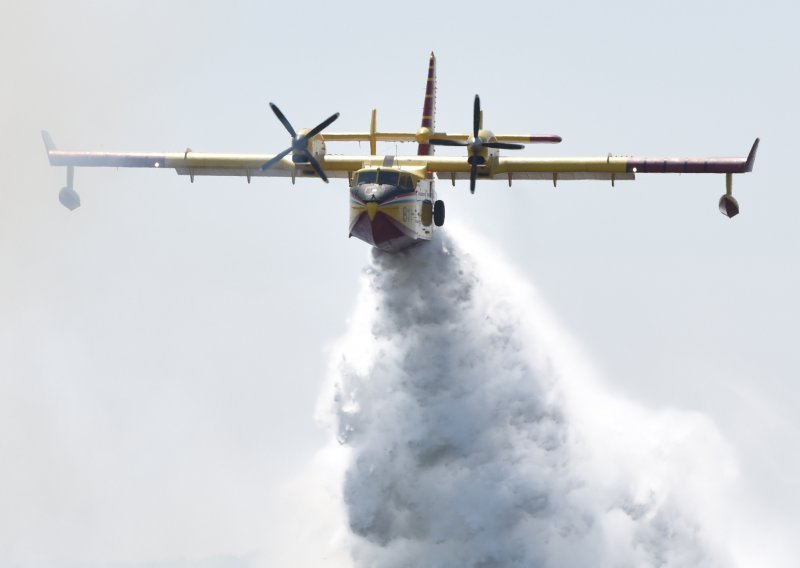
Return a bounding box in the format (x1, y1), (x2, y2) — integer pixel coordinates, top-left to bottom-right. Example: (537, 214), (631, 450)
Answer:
(1, 1), (798, 566)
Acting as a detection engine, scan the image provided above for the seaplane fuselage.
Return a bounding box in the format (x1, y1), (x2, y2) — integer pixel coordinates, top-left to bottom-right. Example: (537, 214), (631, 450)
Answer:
(348, 166), (440, 251)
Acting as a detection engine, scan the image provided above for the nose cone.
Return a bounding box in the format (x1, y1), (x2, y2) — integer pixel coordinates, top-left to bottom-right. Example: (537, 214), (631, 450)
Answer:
(366, 201), (378, 221)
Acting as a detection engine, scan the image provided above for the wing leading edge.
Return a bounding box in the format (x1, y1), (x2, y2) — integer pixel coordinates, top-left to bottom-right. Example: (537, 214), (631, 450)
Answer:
(43, 131), (757, 178)
(419, 140), (758, 211)
(41, 132), (361, 180)
(421, 138), (759, 178)
(42, 130), (758, 217)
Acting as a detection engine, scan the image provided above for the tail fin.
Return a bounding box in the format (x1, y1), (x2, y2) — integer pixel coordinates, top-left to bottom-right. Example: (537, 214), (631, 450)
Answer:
(417, 52), (437, 156)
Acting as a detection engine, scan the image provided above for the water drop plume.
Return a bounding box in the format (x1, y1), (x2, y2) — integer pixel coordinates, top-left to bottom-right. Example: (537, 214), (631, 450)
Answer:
(320, 225), (742, 567)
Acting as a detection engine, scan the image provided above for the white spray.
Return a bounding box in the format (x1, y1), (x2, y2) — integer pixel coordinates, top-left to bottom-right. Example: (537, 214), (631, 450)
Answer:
(319, 225), (747, 567)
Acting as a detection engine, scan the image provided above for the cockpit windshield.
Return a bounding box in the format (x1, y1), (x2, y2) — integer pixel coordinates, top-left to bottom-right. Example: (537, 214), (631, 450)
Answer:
(356, 170), (411, 188)
(377, 171), (399, 186)
(356, 171), (377, 185)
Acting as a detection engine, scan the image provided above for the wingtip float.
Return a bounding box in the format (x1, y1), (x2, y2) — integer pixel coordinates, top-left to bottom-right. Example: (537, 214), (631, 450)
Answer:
(43, 56), (759, 250)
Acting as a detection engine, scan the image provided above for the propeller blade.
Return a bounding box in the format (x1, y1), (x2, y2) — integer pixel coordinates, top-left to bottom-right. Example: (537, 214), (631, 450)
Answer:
(469, 162), (477, 194)
(269, 103), (296, 138)
(260, 146), (293, 171)
(305, 152), (329, 183)
(305, 112), (340, 139)
(429, 138), (469, 147)
(483, 141), (525, 150)
(473, 95), (481, 138)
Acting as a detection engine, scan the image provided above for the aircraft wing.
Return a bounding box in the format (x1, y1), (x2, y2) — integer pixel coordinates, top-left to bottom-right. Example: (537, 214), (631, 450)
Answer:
(418, 139), (760, 185)
(42, 132), (363, 181)
(43, 130), (758, 217)
(46, 130), (756, 185)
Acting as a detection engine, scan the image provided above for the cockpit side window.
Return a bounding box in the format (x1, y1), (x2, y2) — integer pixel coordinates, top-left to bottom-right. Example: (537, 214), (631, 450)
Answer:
(356, 171), (377, 185)
(377, 171), (400, 186)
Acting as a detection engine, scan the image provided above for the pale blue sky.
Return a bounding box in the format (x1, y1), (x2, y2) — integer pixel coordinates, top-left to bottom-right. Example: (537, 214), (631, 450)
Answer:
(1, 1), (798, 566)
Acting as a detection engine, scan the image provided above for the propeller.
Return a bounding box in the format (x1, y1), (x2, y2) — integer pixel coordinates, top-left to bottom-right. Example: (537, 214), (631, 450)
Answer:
(429, 95), (523, 193)
(261, 103), (340, 182)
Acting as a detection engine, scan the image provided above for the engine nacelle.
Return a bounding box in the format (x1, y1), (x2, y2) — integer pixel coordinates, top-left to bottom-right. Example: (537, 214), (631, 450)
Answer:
(293, 130), (326, 164)
(470, 128), (497, 165)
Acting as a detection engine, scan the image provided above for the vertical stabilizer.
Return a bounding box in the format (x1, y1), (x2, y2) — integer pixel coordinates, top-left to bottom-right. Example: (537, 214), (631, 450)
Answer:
(417, 52), (437, 156)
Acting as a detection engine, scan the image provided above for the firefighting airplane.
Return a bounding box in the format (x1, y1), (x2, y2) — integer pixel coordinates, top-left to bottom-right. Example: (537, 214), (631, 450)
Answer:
(43, 53), (758, 252)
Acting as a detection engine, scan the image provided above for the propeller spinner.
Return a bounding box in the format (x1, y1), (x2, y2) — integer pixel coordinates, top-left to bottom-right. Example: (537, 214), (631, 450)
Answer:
(261, 103), (339, 182)
(429, 95), (524, 193)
